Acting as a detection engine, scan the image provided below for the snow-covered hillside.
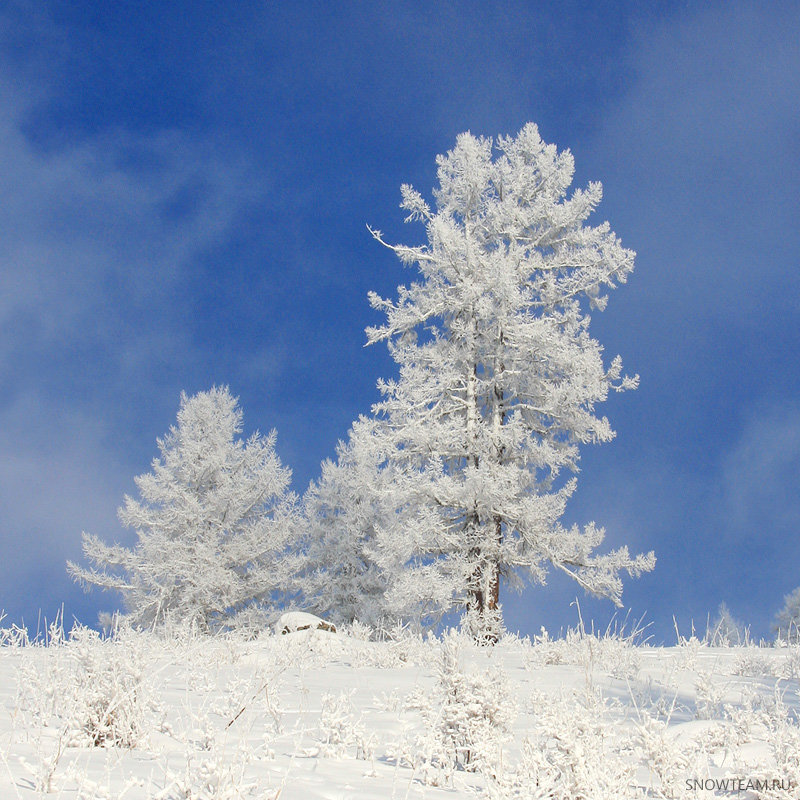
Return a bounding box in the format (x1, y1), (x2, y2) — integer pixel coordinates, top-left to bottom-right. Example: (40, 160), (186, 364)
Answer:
(1, 621), (798, 798)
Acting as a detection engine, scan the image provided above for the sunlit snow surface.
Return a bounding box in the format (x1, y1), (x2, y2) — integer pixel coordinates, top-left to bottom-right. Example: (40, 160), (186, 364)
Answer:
(1, 624), (799, 798)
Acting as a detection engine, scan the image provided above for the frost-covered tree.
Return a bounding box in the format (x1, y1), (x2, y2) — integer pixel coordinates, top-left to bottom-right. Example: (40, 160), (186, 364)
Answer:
(709, 602), (747, 646)
(773, 586), (800, 643)
(298, 418), (390, 627)
(69, 386), (297, 631)
(366, 123), (655, 637)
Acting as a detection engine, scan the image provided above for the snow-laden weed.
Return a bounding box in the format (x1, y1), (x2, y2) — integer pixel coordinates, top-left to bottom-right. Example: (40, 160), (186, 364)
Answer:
(17, 726), (67, 794)
(753, 691), (800, 799)
(731, 647), (779, 678)
(491, 688), (639, 800)
(629, 673), (683, 721)
(779, 646), (800, 680)
(16, 621), (149, 749)
(633, 714), (696, 799)
(154, 747), (266, 800)
(0, 613), (30, 648)
(314, 690), (373, 759)
(528, 620), (643, 681)
(694, 670), (729, 721)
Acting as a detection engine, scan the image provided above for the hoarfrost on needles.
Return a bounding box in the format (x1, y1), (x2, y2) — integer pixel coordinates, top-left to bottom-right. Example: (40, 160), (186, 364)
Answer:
(69, 386), (298, 631)
(359, 124), (654, 635)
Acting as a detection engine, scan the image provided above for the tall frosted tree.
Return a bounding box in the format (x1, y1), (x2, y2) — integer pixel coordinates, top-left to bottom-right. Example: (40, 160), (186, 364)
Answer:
(69, 386), (297, 631)
(367, 123), (654, 638)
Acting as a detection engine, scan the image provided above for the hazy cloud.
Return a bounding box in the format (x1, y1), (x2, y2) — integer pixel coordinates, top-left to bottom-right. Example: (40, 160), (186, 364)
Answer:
(720, 403), (800, 538)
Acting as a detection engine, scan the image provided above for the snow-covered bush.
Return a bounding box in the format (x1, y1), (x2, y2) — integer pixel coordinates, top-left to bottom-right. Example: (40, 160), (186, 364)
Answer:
(461, 604), (506, 647)
(17, 621), (149, 748)
(732, 647), (776, 678)
(493, 689), (637, 800)
(314, 691), (373, 759)
(528, 622), (642, 681)
(673, 631), (707, 671)
(694, 670), (728, 721)
(0, 612), (30, 647)
(349, 621), (431, 668)
(156, 749), (265, 800)
(633, 714), (695, 798)
(397, 632), (515, 783)
(780, 646), (800, 680)
(436, 633), (515, 773)
(752, 693), (800, 799)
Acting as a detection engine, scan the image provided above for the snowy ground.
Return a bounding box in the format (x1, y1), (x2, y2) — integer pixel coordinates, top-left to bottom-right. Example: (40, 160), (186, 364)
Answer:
(1, 620), (799, 799)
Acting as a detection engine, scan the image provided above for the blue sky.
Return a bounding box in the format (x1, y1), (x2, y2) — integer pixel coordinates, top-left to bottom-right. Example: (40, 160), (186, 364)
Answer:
(1, 1), (798, 641)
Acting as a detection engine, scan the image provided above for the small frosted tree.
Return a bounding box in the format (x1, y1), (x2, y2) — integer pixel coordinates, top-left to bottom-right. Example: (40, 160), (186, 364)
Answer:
(366, 123), (655, 637)
(69, 386), (297, 631)
(773, 587), (800, 643)
(709, 602), (747, 646)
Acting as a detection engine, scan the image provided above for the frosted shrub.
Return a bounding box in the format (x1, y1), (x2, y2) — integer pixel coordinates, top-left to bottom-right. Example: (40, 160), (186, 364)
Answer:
(602, 637), (642, 681)
(272, 626), (352, 669)
(18, 728), (67, 795)
(494, 689), (637, 800)
(634, 715), (694, 798)
(674, 634), (705, 671)
(436, 633), (515, 773)
(70, 626), (147, 747)
(17, 622), (149, 748)
(732, 647), (775, 677)
(528, 624), (641, 681)
(630, 674), (682, 721)
(400, 633), (515, 783)
(345, 618), (374, 641)
(156, 751), (263, 800)
(528, 627), (569, 665)
(352, 623), (431, 668)
(0, 613), (30, 647)
(461, 604), (506, 647)
(315, 690), (372, 759)
(782, 647), (800, 680)
(382, 624), (431, 666)
(757, 694), (800, 799)
(694, 671), (727, 721)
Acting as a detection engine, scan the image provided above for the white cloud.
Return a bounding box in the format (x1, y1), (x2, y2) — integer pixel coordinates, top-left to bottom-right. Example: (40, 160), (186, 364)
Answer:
(0, 77), (259, 350)
(719, 403), (800, 537)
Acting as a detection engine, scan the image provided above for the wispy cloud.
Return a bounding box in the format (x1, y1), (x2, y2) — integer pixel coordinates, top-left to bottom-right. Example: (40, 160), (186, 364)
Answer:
(0, 79), (257, 360)
(588, 1), (800, 320)
(719, 402), (800, 539)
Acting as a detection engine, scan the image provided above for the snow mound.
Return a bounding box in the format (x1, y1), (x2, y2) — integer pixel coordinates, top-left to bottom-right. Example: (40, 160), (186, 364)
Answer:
(276, 611), (336, 634)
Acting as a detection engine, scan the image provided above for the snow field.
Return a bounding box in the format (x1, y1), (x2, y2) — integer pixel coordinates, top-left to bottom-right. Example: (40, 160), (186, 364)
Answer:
(1, 622), (799, 799)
